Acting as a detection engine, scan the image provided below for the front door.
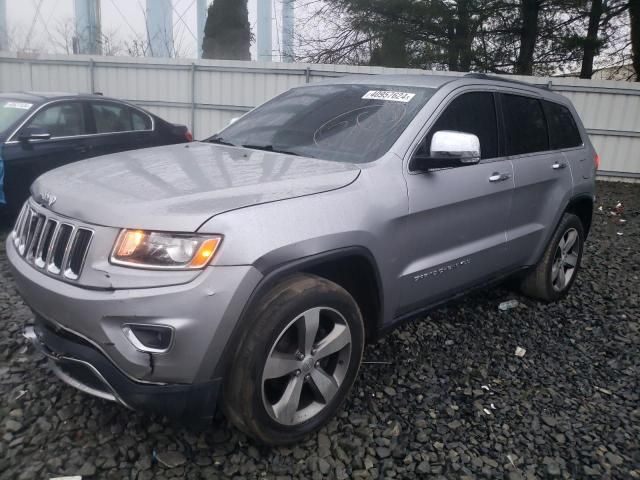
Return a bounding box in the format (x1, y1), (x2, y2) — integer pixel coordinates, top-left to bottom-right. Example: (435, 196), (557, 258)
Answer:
(2, 100), (90, 211)
(398, 90), (514, 314)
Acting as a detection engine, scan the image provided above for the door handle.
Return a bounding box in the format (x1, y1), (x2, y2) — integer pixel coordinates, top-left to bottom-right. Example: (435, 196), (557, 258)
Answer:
(552, 162), (567, 170)
(489, 172), (511, 182)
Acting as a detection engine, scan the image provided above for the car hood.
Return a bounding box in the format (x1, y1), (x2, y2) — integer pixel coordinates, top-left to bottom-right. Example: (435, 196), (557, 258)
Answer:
(31, 142), (361, 231)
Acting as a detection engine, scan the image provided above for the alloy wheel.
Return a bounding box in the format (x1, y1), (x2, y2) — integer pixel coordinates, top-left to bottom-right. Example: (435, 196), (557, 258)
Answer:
(261, 307), (352, 426)
(551, 227), (580, 292)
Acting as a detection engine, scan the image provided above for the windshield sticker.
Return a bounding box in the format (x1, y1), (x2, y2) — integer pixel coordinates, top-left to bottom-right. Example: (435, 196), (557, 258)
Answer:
(4, 102), (33, 110)
(362, 91), (415, 103)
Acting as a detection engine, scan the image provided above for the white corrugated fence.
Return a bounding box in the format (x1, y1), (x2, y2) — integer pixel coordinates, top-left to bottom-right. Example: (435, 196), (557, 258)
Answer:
(1, 52), (639, 178)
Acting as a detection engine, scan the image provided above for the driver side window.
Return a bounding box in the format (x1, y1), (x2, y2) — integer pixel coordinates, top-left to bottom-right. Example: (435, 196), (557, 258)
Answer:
(24, 102), (87, 138)
(418, 92), (499, 160)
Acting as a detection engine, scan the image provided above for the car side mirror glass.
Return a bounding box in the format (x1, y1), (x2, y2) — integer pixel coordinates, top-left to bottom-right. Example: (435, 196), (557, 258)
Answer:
(18, 127), (52, 142)
(411, 130), (481, 171)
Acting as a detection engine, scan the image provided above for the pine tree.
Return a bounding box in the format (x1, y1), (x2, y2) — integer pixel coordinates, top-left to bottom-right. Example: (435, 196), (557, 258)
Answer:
(202, 0), (251, 60)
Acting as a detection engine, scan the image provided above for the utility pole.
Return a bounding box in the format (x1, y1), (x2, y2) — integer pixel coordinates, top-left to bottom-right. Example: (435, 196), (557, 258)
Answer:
(281, 0), (294, 62)
(257, 0), (272, 62)
(146, 0), (174, 57)
(74, 0), (102, 55)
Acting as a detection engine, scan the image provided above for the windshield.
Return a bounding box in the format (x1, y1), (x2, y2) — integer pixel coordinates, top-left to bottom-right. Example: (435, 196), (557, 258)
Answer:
(0, 99), (34, 135)
(211, 84), (435, 163)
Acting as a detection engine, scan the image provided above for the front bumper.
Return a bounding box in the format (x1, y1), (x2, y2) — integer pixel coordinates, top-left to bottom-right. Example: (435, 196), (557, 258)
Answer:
(25, 318), (220, 419)
(7, 236), (262, 384)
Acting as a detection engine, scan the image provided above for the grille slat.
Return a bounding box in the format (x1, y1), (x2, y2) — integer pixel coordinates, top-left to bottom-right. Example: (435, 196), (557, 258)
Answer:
(48, 224), (73, 275)
(65, 229), (94, 280)
(11, 202), (93, 281)
(26, 214), (45, 261)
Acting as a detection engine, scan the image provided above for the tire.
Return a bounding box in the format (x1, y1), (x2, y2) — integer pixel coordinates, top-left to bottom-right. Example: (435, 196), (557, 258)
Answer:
(222, 274), (365, 445)
(520, 213), (585, 302)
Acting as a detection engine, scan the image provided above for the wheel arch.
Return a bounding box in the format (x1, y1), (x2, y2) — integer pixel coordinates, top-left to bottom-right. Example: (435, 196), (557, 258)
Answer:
(565, 193), (594, 238)
(213, 246), (384, 379)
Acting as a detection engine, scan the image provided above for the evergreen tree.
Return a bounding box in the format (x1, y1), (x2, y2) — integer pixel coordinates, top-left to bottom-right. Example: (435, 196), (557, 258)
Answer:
(202, 0), (251, 60)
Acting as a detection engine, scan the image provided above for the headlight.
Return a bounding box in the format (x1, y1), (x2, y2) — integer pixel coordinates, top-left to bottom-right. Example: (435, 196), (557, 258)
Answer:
(110, 230), (222, 269)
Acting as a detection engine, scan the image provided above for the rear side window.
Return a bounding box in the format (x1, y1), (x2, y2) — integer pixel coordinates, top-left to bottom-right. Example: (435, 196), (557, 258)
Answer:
(24, 102), (87, 137)
(542, 100), (582, 149)
(424, 92), (499, 159)
(501, 94), (548, 155)
(131, 109), (152, 130)
(91, 102), (151, 133)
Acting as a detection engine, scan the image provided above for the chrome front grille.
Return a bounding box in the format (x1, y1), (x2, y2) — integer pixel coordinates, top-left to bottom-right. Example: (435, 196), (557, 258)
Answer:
(12, 202), (94, 281)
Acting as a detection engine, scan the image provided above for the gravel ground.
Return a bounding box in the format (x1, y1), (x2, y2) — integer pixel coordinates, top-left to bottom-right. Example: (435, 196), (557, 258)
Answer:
(0, 180), (639, 480)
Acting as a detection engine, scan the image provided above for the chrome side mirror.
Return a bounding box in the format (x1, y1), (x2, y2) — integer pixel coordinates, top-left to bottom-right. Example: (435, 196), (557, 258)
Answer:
(430, 130), (480, 163)
(411, 130), (481, 171)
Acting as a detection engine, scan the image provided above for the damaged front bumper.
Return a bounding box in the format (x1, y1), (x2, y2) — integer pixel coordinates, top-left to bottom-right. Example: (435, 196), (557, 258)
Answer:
(24, 318), (220, 419)
(6, 234), (264, 418)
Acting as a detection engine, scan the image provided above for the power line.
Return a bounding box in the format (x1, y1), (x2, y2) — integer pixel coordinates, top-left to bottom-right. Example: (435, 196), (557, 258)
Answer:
(108, 0), (143, 39)
(172, 0), (197, 41)
(33, 0), (55, 47)
(24, 0), (44, 50)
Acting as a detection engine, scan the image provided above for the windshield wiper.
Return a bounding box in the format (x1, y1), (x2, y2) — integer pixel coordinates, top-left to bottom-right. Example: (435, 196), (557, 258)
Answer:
(207, 135), (239, 147)
(242, 144), (312, 158)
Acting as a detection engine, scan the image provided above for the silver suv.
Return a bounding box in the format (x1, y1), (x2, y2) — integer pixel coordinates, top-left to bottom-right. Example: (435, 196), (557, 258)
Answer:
(8, 74), (597, 445)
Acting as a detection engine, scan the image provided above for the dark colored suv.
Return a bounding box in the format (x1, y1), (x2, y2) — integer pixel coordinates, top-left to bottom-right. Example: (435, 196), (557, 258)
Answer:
(0, 92), (192, 215)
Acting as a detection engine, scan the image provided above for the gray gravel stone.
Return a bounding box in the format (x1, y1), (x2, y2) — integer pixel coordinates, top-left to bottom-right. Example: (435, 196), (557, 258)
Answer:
(0, 180), (638, 479)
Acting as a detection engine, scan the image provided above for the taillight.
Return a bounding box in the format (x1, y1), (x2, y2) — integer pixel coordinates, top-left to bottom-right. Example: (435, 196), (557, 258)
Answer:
(185, 130), (193, 142)
(594, 153), (601, 170)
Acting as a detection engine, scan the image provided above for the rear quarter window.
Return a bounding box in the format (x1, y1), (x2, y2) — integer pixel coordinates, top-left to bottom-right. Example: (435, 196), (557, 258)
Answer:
(542, 100), (582, 149)
(501, 94), (549, 155)
(91, 102), (151, 133)
(131, 108), (152, 130)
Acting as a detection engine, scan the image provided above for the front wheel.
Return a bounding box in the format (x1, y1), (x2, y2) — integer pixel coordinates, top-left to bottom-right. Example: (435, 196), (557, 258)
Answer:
(520, 213), (585, 302)
(223, 274), (364, 445)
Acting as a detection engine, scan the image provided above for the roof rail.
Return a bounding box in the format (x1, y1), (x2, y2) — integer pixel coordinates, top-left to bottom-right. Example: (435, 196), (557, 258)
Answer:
(463, 73), (550, 90)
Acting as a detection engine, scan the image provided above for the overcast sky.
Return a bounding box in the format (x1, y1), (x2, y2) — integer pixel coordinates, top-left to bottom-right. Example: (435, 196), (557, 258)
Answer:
(5, 0), (282, 60)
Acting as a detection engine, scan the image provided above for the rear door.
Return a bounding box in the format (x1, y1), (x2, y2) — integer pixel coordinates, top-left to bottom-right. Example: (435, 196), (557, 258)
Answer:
(2, 100), (91, 210)
(543, 99), (592, 184)
(86, 100), (155, 157)
(399, 90), (515, 313)
(500, 92), (574, 267)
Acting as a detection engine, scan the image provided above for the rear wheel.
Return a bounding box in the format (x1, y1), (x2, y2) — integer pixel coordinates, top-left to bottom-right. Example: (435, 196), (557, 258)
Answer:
(223, 274), (364, 445)
(520, 213), (584, 302)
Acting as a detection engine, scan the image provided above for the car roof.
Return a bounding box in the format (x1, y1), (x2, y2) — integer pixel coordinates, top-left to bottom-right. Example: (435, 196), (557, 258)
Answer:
(308, 73), (564, 101)
(0, 91), (130, 104)
(315, 73), (459, 89)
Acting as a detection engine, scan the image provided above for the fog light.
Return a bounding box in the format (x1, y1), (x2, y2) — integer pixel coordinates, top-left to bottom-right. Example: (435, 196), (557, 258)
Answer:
(123, 324), (173, 353)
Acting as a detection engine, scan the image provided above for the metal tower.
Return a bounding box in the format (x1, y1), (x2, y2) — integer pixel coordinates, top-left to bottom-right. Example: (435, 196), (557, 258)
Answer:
(281, 0), (294, 62)
(74, 0), (102, 55)
(146, 0), (174, 57)
(0, 0), (7, 52)
(257, 0), (272, 62)
(197, 0), (208, 59)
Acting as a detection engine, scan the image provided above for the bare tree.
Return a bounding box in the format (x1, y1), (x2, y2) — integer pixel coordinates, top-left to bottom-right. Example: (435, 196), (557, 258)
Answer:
(631, 0), (640, 80)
